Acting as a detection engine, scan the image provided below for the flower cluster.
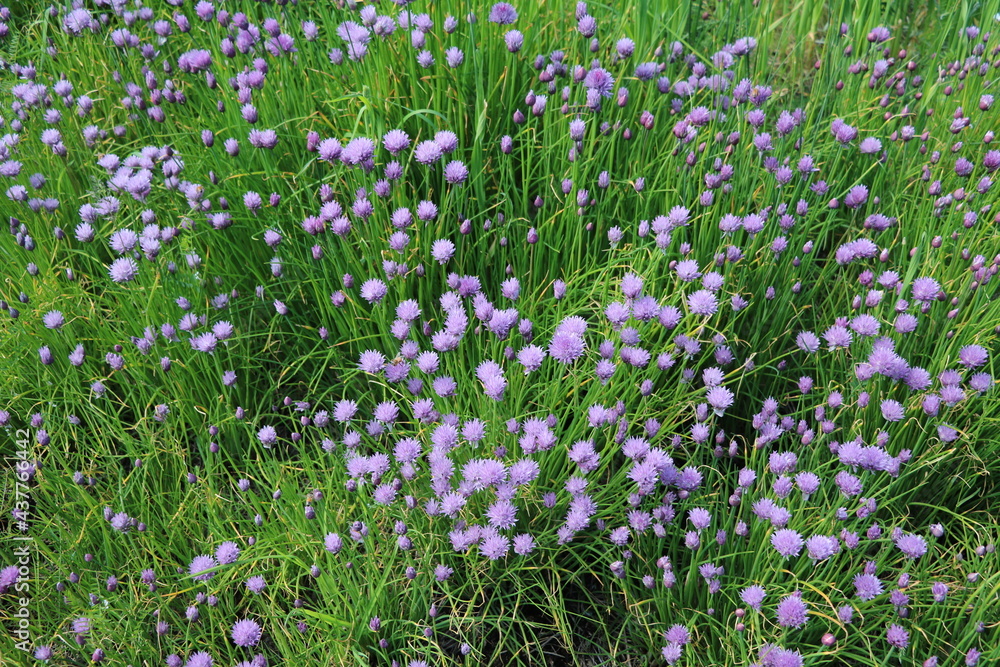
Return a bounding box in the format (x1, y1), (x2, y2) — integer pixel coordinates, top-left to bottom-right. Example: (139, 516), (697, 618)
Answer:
(0, 2), (996, 667)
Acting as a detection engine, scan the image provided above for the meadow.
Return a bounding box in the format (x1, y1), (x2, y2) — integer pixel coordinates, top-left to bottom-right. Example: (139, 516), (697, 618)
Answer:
(1, 0), (998, 665)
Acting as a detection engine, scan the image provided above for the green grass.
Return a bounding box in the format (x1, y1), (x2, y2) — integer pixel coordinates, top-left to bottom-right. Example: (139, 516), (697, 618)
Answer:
(1, 1), (999, 666)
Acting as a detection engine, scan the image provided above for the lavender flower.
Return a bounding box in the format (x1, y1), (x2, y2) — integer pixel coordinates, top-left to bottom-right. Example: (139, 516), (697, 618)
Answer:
(740, 585), (766, 610)
(360, 279), (388, 304)
(258, 426), (278, 447)
(216, 541), (240, 564)
(248, 129), (279, 149)
(688, 290), (718, 316)
(489, 3), (519, 24)
(189, 555), (217, 581)
(444, 160), (469, 184)
(854, 573), (884, 601)
(706, 386), (734, 415)
(108, 257), (138, 283)
(775, 593), (808, 628)
(245, 575), (266, 594)
(383, 129), (410, 154)
(958, 345), (988, 368)
(505, 30), (524, 52)
(911, 277), (940, 302)
(42, 310), (65, 329)
(583, 68), (615, 97)
(768, 528), (803, 558)
(895, 533), (928, 559)
(231, 619), (261, 647)
(415, 140), (443, 165)
(886, 624), (909, 649)
(881, 399), (905, 422)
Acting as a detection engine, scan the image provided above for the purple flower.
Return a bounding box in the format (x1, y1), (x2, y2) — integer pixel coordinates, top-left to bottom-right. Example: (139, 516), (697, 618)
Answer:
(970, 372), (992, 393)
(549, 331), (585, 364)
(72, 617), (91, 636)
(868, 26), (892, 42)
(835, 238), (879, 264)
(911, 277), (940, 302)
(257, 426), (277, 447)
(189, 554), (217, 581)
(824, 325), (853, 349)
(381, 129), (410, 155)
(706, 386), (734, 414)
(958, 345), (988, 368)
(373, 401), (399, 425)
(796, 331), (820, 353)
(854, 572), (883, 601)
(662, 643), (682, 665)
(178, 49), (213, 73)
(416, 200), (438, 221)
(232, 619), (262, 647)
(845, 185), (869, 208)
(338, 21), (371, 60)
(358, 350), (386, 374)
(42, 310), (65, 329)
(431, 239), (456, 264)
(831, 119), (858, 144)
(185, 652), (213, 667)
(881, 400), (905, 422)
(191, 333), (218, 353)
(504, 30), (524, 52)
(0, 565), (21, 593)
(245, 575), (266, 594)
(360, 279), (388, 304)
(63, 7), (93, 35)
(687, 290), (718, 316)
(850, 314), (880, 337)
(776, 593), (808, 628)
(513, 533), (535, 555)
(444, 160), (469, 184)
(805, 535), (839, 560)
(479, 531), (510, 560)
(324, 533), (343, 554)
(583, 67), (615, 97)
(108, 257), (138, 283)
(434, 130), (458, 154)
(485, 500), (518, 529)
(414, 140), (443, 165)
(445, 47), (464, 68)
(489, 2), (519, 24)
(216, 541), (240, 564)
(740, 585), (766, 610)
(74, 221), (95, 242)
(895, 533), (927, 559)
(248, 129), (279, 149)
(341, 137), (375, 166)
(859, 137), (882, 154)
(517, 345), (545, 373)
(771, 529), (804, 558)
(317, 138), (341, 162)
(886, 624), (909, 649)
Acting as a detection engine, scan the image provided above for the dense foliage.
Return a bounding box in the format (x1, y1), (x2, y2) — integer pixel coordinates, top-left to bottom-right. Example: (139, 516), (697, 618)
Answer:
(1, 1), (999, 665)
